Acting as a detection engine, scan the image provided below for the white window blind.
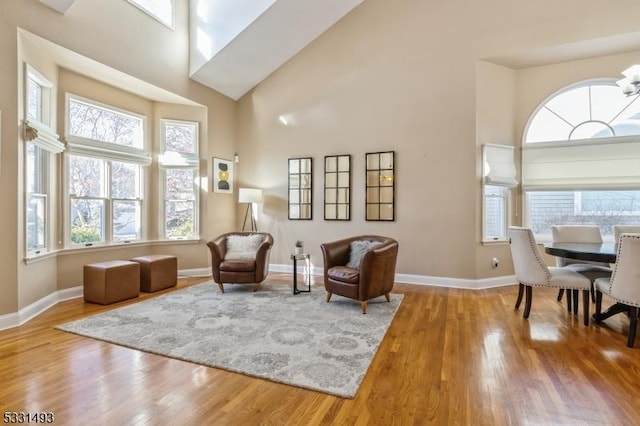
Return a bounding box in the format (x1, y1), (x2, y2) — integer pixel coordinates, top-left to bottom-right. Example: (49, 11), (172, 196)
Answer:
(24, 119), (65, 153)
(522, 137), (640, 190)
(483, 144), (517, 188)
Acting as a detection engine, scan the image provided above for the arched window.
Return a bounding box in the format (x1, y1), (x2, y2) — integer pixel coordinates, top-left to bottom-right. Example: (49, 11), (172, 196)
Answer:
(522, 80), (640, 240)
(525, 80), (640, 143)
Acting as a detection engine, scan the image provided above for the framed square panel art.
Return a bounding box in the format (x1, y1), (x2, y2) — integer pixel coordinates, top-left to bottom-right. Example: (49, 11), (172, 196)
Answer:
(288, 157), (312, 220)
(324, 154), (350, 220)
(366, 151), (395, 221)
(212, 157), (233, 194)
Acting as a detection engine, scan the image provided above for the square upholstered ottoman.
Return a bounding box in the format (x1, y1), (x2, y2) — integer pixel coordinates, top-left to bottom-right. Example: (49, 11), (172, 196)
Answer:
(83, 260), (140, 304)
(130, 254), (177, 292)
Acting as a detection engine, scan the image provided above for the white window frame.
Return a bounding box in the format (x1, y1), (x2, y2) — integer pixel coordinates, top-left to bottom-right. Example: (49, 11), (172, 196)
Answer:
(159, 119), (199, 240)
(64, 93), (150, 248)
(522, 79), (640, 240)
(24, 65), (56, 258)
(483, 185), (511, 242)
(482, 144), (517, 243)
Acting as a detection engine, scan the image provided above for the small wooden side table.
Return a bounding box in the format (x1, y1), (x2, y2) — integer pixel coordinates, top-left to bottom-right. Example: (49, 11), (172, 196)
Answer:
(291, 253), (311, 295)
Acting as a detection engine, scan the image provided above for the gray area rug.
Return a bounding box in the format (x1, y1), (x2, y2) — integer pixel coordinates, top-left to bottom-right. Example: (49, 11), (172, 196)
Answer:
(56, 281), (403, 398)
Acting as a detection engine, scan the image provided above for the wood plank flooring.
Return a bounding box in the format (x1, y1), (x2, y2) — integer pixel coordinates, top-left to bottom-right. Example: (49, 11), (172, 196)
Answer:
(1, 274), (640, 425)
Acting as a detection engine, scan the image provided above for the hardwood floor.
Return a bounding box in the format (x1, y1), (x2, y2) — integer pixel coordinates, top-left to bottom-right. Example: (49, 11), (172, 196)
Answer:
(1, 274), (640, 425)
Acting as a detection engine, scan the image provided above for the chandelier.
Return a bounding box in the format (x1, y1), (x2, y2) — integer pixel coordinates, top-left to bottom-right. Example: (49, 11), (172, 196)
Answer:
(618, 64), (640, 96)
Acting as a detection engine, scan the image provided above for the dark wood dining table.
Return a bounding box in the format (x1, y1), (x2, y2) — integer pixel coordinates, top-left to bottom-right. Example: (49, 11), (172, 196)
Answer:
(543, 242), (624, 322)
(543, 242), (617, 264)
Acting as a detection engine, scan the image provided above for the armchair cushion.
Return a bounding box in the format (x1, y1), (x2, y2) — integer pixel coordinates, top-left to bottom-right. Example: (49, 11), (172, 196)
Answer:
(328, 266), (359, 283)
(225, 234), (263, 260)
(219, 259), (255, 272)
(347, 240), (381, 268)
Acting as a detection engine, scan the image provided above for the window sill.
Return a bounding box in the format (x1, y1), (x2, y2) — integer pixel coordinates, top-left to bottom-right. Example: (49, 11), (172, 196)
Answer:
(482, 239), (509, 246)
(53, 238), (202, 258)
(24, 250), (58, 264)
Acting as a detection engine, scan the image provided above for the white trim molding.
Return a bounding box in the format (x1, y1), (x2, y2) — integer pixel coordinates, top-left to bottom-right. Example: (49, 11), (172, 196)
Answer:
(270, 262), (516, 290)
(0, 286), (83, 331)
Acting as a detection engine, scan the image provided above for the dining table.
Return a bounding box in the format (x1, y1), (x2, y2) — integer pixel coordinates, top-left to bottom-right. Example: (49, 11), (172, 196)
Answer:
(543, 242), (625, 322)
(543, 242), (617, 264)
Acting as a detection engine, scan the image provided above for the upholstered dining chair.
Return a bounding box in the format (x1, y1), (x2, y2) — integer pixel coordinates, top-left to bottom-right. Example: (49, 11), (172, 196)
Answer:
(594, 233), (640, 347)
(613, 225), (640, 243)
(207, 232), (273, 293)
(320, 235), (398, 314)
(551, 225), (612, 305)
(508, 227), (592, 325)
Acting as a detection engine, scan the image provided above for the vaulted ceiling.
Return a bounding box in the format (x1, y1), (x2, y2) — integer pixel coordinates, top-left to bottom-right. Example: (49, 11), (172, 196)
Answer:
(189, 0), (365, 100)
(38, 0), (640, 101)
(40, 0), (364, 100)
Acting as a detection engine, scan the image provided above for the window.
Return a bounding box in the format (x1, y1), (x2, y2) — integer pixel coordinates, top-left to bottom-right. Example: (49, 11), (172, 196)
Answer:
(127, 0), (174, 28)
(160, 120), (199, 239)
(484, 185), (508, 241)
(65, 95), (148, 247)
(26, 143), (47, 254)
(525, 81), (640, 142)
(482, 144), (517, 242)
(68, 97), (144, 149)
(24, 65), (62, 257)
(523, 80), (640, 240)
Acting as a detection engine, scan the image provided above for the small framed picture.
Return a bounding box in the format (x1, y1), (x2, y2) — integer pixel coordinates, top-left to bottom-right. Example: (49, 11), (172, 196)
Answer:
(212, 157), (233, 194)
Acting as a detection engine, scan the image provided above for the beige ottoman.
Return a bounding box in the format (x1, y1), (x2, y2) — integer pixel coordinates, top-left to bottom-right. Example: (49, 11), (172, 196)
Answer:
(84, 260), (140, 304)
(130, 254), (177, 292)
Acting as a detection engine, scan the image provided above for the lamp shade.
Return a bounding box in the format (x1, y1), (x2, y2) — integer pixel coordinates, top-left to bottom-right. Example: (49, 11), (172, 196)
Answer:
(238, 188), (263, 203)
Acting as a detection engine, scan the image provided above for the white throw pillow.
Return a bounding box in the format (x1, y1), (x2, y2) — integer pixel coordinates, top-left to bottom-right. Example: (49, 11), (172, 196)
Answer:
(347, 240), (381, 269)
(225, 234), (263, 260)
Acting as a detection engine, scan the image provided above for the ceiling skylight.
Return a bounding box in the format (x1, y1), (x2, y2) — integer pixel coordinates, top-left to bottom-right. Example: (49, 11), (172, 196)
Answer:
(128, 0), (174, 29)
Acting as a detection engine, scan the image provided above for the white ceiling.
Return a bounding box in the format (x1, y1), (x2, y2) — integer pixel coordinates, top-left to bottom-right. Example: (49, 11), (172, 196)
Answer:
(189, 0), (365, 100)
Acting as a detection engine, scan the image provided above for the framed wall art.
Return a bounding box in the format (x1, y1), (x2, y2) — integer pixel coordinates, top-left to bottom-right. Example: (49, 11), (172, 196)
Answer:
(365, 151), (395, 221)
(212, 157), (233, 194)
(324, 154), (351, 220)
(288, 157), (313, 220)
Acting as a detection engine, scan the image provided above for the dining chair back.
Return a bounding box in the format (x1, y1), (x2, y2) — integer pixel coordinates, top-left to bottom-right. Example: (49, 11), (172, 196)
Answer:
(613, 225), (640, 244)
(594, 233), (640, 347)
(551, 224), (612, 305)
(508, 226), (591, 325)
(551, 225), (604, 267)
(509, 226), (550, 285)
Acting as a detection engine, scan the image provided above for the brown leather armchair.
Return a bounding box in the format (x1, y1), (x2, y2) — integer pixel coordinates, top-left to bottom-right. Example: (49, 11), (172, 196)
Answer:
(207, 232), (273, 293)
(320, 235), (399, 314)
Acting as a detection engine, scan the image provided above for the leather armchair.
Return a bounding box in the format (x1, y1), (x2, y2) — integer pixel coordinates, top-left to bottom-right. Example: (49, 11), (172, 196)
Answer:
(320, 235), (399, 314)
(207, 232), (273, 293)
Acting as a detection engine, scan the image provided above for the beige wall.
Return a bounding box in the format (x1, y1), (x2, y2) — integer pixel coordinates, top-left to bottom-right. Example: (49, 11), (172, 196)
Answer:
(236, 0), (479, 278)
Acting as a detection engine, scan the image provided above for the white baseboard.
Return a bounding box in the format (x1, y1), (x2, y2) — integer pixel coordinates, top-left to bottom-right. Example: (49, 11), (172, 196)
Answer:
(0, 285), (83, 331)
(269, 263), (516, 290)
(178, 267), (212, 278)
(0, 266), (516, 331)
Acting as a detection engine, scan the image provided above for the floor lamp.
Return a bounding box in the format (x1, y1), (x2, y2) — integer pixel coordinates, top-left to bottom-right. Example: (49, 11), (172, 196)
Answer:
(239, 188), (263, 232)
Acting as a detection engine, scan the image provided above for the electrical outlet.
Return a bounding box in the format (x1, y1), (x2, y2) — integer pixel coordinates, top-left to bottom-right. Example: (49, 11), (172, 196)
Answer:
(492, 257), (499, 268)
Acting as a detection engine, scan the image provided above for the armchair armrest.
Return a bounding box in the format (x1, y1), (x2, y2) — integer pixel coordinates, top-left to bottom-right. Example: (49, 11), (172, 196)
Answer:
(254, 234), (274, 282)
(359, 241), (399, 299)
(207, 235), (227, 266)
